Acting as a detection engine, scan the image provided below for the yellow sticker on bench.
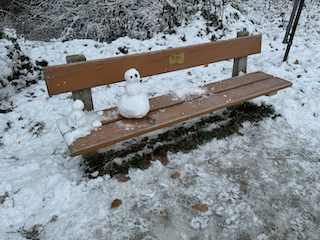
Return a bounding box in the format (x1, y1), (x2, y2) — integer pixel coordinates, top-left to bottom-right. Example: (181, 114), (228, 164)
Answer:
(169, 53), (185, 65)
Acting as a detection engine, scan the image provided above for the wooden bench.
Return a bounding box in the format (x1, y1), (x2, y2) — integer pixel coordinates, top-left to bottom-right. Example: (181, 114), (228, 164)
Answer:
(43, 31), (292, 158)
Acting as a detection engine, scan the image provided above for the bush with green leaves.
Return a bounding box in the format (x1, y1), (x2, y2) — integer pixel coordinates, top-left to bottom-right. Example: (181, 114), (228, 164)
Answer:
(0, 28), (42, 89)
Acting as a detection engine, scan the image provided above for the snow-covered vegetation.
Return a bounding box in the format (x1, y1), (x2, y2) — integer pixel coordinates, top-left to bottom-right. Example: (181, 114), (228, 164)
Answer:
(1, 0), (320, 239)
(1, 0), (226, 42)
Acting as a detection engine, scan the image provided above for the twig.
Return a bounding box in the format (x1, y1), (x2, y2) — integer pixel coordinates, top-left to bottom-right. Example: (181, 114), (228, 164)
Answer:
(0, 9), (21, 20)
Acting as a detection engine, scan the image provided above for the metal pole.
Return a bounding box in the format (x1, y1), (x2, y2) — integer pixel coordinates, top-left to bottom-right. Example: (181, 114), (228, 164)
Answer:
(283, 0), (305, 62)
(283, 0), (300, 44)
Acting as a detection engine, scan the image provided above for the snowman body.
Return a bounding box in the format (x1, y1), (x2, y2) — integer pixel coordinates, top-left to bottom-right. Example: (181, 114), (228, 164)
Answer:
(67, 100), (87, 128)
(118, 68), (150, 119)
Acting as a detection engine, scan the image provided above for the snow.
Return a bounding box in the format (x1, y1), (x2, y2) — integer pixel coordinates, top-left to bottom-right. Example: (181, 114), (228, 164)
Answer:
(59, 100), (106, 145)
(118, 68), (150, 119)
(170, 87), (206, 101)
(1, 1), (320, 239)
(57, 108), (105, 145)
(66, 100), (87, 128)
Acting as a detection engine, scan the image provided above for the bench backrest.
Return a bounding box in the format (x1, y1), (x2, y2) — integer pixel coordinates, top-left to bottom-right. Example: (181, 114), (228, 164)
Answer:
(43, 34), (261, 96)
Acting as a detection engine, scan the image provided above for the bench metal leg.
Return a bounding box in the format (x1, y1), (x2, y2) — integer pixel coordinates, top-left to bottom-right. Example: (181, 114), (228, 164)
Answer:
(96, 144), (116, 154)
(266, 91), (278, 97)
(81, 144), (117, 159)
(82, 150), (99, 159)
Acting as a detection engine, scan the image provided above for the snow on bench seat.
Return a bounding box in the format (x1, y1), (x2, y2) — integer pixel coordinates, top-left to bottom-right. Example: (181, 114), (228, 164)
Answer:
(67, 72), (292, 156)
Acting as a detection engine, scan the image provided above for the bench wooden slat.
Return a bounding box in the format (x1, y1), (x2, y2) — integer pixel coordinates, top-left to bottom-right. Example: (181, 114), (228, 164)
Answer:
(69, 76), (291, 156)
(100, 71), (273, 125)
(43, 35), (262, 96)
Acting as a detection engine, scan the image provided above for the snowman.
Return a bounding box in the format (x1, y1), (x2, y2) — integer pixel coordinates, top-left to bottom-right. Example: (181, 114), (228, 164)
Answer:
(117, 68), (150, 118)
(67, 99), (87, 128)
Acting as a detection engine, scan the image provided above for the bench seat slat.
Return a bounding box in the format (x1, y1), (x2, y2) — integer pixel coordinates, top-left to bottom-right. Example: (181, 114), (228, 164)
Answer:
(69, 75), (292, 156)
(100, 71), (273, 125)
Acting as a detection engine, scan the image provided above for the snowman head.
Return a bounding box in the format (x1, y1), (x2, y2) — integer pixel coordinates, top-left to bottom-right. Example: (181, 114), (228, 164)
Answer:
(72, 99), (84, 111)
(124, 68), (140, 83)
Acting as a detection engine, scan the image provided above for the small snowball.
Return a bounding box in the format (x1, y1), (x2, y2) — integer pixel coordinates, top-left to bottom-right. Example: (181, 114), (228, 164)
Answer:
(92, 120), (102, 128)
(238, 71), (246, 76)
(91, 171), (99, 178)
(73, 99), (85, 110)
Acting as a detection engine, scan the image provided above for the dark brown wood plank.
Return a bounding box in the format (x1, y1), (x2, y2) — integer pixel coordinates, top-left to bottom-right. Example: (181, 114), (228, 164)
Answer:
(69, 77), (291, 156)
(100, 71), (272, 125)
(44, 35), (262, 96)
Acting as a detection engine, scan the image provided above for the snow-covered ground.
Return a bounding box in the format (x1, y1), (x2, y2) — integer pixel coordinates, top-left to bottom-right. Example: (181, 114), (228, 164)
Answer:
(1, 1), (320, 239)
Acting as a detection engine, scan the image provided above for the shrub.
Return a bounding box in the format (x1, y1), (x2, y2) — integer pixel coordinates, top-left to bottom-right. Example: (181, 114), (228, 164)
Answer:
(0, 28), (42, 89)
(1, 0), (224, 42)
